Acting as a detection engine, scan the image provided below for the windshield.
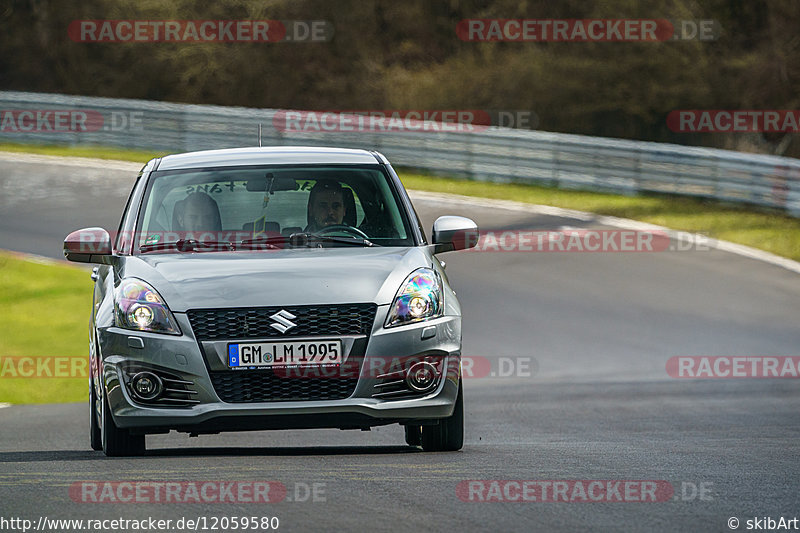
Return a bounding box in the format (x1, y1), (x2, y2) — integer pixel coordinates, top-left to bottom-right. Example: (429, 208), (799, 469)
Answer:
(135, 164), (414, 251)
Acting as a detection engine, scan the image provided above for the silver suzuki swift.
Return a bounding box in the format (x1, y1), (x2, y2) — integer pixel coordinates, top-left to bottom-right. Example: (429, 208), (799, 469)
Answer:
(64, 146), (477, 456)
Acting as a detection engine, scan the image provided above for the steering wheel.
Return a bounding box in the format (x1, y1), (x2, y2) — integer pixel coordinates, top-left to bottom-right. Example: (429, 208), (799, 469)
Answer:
(315, 224), (370, 240)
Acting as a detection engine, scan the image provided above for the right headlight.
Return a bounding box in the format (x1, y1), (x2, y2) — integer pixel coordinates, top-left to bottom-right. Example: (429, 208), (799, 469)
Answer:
(114, 278), (180, 335)
(385, 268), (443, 328)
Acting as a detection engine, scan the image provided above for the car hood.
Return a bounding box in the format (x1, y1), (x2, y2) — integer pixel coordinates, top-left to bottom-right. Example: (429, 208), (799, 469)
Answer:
(119, 247), (433, 312)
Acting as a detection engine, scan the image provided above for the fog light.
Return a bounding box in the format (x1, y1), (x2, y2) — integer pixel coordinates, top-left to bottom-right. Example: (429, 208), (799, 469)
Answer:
(130, 371), (162, 401)
(406, 361), (438, 392)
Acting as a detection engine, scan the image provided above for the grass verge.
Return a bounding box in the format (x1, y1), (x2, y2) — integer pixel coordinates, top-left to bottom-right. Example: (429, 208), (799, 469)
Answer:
(0, 252), (91, 404)
(0, 142), (164, 163)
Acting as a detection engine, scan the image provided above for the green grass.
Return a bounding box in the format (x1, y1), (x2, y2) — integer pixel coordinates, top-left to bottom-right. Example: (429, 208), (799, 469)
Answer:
(0, 252), (92, 404)
(0, 142), (165, 163)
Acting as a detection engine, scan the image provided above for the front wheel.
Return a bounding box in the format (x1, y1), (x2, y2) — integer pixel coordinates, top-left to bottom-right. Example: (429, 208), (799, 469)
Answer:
(404, 425), (422, 447)
(421, 381), (464, 452)
(101, 388), (145, 457)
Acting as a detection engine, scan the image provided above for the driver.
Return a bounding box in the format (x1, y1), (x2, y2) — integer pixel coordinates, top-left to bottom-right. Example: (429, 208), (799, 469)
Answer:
(305, 180), (347, 232)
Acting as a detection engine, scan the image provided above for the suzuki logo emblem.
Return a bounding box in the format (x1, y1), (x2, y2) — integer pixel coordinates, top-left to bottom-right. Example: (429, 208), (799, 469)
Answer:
(269, 309), (297, 333)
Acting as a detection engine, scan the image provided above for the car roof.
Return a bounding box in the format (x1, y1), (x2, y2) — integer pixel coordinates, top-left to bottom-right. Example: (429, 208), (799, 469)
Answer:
(153, 146), (387, 171)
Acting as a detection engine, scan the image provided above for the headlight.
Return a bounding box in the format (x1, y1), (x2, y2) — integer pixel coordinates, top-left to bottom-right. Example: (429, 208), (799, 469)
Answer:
(385, 268), (443, 327)
(114, 278), (180, 334)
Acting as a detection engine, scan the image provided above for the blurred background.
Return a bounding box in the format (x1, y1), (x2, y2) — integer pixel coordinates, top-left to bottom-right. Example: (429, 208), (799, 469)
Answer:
(1, 0), (798, 157)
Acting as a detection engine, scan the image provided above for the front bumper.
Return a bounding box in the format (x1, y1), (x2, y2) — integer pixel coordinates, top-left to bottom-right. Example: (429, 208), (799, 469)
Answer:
(98, 305), (461, 434)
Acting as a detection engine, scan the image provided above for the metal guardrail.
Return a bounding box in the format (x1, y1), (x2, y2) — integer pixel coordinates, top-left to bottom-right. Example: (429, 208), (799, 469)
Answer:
(1, 90), (798, 216)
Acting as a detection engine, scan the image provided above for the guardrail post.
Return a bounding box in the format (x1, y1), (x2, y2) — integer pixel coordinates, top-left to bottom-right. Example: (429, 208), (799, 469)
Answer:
(551, 142), (559, 189)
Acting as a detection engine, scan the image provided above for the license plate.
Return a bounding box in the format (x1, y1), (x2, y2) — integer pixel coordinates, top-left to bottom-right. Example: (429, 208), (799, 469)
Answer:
(228, 340), (342, 368)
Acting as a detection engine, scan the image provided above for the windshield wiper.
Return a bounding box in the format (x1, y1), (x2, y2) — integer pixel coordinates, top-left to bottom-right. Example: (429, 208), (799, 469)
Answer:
(140, 239), (234, 253)
(142, 233), (374, 253)
(291, 233), (375, 247)
(236, 235), (284, 249)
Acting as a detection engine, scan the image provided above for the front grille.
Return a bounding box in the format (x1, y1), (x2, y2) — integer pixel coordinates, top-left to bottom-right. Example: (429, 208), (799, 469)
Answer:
(188, 304), (377, 341)
(210, 368), (360, 403)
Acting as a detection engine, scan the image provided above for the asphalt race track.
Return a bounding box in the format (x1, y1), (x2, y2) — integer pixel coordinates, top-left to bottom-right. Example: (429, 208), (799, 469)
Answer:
(1, 154), (799, 532)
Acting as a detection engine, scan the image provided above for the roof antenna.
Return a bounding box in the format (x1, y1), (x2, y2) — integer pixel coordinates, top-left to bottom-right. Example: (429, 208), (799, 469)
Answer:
(258, 123), (262, 147)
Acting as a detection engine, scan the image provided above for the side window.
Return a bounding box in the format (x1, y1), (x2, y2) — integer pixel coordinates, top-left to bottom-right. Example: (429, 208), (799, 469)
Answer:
(149, 187), (185, 233)
(115, 171), (144, 254)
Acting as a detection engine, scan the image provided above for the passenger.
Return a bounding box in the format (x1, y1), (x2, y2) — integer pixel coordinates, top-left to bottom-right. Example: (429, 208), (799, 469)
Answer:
(177, 191), (222, 232)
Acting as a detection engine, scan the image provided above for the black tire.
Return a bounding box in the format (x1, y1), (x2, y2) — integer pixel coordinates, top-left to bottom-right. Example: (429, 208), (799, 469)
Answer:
(89, 377), (102, 451)
(404, 425), (422, 447)
(421, 381), (464, 452)
(101, 388), (145, 457)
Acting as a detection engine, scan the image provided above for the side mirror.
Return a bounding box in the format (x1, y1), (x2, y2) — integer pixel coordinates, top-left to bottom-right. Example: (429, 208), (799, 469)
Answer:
(431, 216), (479, 254)
(63, 227), (113, 264)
